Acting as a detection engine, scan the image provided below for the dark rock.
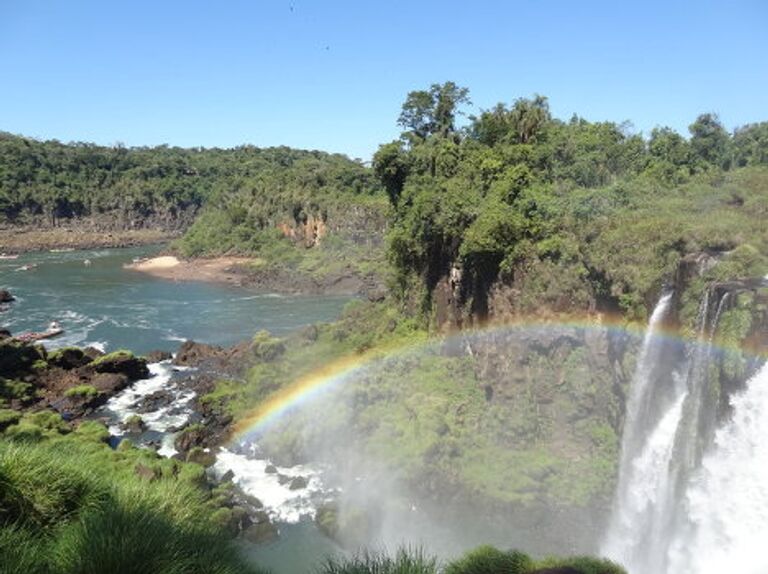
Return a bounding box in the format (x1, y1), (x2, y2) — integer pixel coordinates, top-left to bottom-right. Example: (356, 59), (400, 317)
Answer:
(236, 492), (264, 510)
(90, 351), (150, 380)
(186, 447), (216, 467)
(277, 473), (291, 485)
(174, 424), (206, 453)
(288, 476), (308, 490)
(145, 350), (173, 363)
(48, 347), (90, 369)
(0, 329), (11, 340)
(221, 469), (235, 483)
(135, 389), (175, 413)
(0, 289), (15, 303)
(121, 415), (146, 433)
(82, 346), (104, 361)
(264, 464), (277, 474)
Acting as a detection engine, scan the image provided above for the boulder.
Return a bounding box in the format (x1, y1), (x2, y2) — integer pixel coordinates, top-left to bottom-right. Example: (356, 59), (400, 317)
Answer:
(186, 447), (216, 467)
(90, 372), (130, 394)
(121, 414), (146, 433)
(0, 289), (15, 303)
(82, 346), (105, 361)
(90, 351), (150, 380)
(264, 464), (277, 474)
(145, 350), (173, 363)
(48, 347), (91, 370)
(288, 476), (308, 490)
(173, 340), (224, 367)
(174, 424), (206, 453)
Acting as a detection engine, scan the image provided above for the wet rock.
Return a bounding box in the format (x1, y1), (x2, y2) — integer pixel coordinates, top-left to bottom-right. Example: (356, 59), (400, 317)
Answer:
(289, 475), (308, 490)
(277, 473), (291, 485)
(186, 446), (216, 467)
(90, 351), (150, 380)
(220, 469), (235, 483)
(0, 329), (11, 341)
(174, 424), (206, 453)
(121, 414), (146, 433)
(264, 464), (277, 474)
(235, 492), (265, 510)
(0, 289), (15, 303)
(145, 350), (173, 363)
(135, 389), (175, 413)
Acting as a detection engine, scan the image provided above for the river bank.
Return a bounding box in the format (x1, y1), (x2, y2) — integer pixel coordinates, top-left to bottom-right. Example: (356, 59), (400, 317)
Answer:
(127, 254), (387, 298)
(0, 227), (177, 254)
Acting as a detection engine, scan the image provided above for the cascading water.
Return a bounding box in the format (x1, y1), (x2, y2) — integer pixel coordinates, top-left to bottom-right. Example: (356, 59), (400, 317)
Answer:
(602, 292), (682, 572)
(603, 286), (768, 574)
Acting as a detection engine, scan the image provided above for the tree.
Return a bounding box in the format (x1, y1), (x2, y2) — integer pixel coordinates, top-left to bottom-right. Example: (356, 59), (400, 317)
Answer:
(373, 141), (409, 205)
(689, 113), (730, 168)
(509, 94), (551, 144)
(397, 82), (471, 142)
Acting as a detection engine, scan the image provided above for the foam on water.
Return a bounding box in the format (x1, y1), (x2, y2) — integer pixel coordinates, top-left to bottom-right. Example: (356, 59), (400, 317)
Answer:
(213, 447), (333, 523)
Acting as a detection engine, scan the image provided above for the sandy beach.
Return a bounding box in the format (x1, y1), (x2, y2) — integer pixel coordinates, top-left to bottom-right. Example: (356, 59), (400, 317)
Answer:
(126, 255), (256, 284)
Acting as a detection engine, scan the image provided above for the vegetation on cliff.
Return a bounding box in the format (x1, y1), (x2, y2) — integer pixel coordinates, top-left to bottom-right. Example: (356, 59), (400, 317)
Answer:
(374, 83), (768, 322)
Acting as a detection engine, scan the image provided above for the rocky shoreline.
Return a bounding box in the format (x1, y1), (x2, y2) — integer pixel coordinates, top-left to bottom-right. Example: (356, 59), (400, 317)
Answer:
(0, 227), (177, 254)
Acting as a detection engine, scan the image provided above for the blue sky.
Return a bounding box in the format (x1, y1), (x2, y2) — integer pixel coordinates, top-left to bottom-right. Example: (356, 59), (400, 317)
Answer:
(1, 0), (766, 159)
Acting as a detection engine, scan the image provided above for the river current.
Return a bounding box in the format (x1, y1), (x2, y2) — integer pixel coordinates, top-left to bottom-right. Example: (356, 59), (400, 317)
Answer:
(0, 245), (350, 573)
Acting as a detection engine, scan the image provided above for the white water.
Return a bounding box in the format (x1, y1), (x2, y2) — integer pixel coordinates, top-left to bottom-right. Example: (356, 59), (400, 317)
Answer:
(666, 361), (768, 574)
(602, 293), (679, 570)
(213, 447), (334, 523)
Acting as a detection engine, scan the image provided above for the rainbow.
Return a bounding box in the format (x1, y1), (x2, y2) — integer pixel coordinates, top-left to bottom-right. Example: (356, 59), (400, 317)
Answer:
(232, 313), (767, 442)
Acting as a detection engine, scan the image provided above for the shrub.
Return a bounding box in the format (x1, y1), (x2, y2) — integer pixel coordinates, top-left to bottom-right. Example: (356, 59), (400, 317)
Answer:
(64, 385), (99, 399)
(445, 546), (533, 574)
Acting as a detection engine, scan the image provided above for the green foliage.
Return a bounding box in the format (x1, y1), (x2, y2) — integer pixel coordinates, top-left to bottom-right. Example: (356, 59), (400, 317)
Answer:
(64, 385), (98, 399)
(89, 350), (134, 366)
(377, 85), (768, 322)
(320, 548), (437, 574)
(444, 545), (532, 574)
(0, 436), (266, 574)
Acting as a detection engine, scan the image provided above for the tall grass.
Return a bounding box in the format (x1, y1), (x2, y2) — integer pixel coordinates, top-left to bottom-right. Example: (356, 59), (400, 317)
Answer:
(0, 439), (266, 574)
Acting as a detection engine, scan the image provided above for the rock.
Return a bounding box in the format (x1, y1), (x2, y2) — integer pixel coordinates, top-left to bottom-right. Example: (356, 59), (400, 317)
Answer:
(277, 473), (291, 485)
(173, 340), (224, 367)
(135, 389), (175, 413)
(186, 446), (216, 467)
(0, 329), (11, 340)
(90, 351), (150, 380)
(0, 289), (15, 303)
(82, 346), (104, 361)
(89, 372), (130, 394)
(48, 347), (91, 369)
(288, 476), (308, 490)
(174, 424), (206, 453)
(264, 464), (277, 474)
(220, 469), (235, 483)
(121, 414), (146, 433)
(145, 350), (173, 363)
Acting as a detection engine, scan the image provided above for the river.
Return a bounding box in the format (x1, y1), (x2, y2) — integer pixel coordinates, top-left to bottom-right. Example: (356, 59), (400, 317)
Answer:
(0, 245), (350, 573)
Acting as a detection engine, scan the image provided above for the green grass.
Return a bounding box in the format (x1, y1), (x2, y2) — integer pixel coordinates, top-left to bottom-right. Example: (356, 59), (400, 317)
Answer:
(64, 385), (99, 399)
(0, 422), (267, 574)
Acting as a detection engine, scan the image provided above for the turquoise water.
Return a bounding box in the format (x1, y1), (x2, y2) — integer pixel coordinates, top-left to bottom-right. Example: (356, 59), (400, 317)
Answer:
(0, 245), (351, 354)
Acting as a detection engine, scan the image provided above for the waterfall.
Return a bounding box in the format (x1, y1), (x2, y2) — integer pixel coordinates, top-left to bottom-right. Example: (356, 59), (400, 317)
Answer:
(601, 292), (680, 572)
(666, 361), (768, 574)
(603, 286), (768, 574)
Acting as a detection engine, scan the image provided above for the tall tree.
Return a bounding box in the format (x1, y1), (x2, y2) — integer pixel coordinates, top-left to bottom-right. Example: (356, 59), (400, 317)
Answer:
(689, 113), (730, 168)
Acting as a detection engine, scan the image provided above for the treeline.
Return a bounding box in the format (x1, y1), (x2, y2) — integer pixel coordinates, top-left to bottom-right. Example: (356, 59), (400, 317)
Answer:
(0, 132), (379, 232)
(374, 82), (768, 320)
